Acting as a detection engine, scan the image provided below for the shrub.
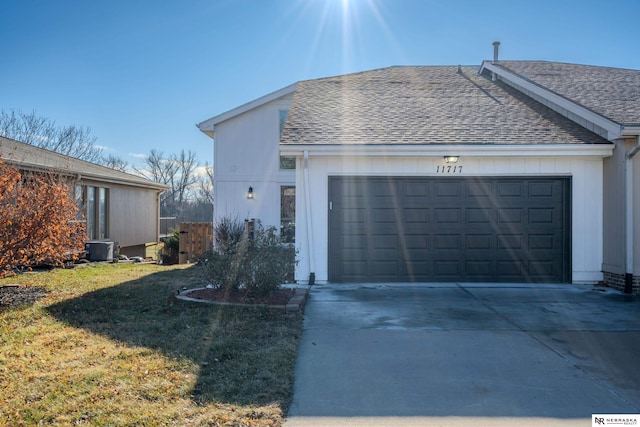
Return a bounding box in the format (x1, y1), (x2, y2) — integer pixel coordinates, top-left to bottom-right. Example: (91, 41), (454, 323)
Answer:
(214, 216), (245, 254)
(200, 218), (297, 298)
(159, 229), (180, 265)
(0, 161), (85, 277)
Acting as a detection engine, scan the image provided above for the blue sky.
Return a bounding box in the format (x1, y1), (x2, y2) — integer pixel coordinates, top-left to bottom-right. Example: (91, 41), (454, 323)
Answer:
(2, 0), (639, 169)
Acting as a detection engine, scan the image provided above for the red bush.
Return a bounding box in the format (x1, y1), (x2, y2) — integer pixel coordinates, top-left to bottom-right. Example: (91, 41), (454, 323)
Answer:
(0, 161), (86, 278)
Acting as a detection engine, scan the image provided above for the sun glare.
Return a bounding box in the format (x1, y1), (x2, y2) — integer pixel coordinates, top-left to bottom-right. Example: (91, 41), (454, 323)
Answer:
(280, 0), (402, 76)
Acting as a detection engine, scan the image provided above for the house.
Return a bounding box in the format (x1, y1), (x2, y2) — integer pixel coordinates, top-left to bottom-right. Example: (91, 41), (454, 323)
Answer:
(0, 136), (168, 259)
(198, 49), (639, 292)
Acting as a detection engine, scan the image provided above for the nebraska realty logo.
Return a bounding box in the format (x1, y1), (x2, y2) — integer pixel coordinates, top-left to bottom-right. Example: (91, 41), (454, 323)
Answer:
(593, 414), (639, 426)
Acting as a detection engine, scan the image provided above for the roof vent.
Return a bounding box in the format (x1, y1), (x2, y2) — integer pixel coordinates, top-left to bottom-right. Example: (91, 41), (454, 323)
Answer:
(492, 41), (501, 64)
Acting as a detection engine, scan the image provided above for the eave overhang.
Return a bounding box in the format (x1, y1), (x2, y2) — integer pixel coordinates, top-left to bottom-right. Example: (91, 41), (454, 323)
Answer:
(197, 83), (298, 139)
(280, 143), (614, 158)
(480, 61), (629, 141)
(2, 158), (169, 192)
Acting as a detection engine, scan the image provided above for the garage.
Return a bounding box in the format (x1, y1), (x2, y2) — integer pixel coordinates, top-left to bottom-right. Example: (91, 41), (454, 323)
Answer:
(328, 176), (571, 283)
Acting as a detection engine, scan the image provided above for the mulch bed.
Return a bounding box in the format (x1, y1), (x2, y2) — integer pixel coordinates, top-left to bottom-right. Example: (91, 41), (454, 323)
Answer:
(185, 287), (295, 306)
(0, 285), (49, 308)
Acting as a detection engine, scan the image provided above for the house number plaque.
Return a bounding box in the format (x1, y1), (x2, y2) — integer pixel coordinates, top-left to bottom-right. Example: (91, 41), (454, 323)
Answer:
(436, 165), (463, 173)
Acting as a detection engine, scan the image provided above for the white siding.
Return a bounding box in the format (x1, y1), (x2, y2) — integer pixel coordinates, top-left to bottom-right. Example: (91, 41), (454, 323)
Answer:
(633, 149), (640, 277)
(212, 97), (294, 229)
(295, 154), (606, 284)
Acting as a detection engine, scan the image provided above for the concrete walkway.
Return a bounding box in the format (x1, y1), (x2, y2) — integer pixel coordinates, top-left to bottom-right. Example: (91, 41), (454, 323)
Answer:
(284, 283), (640, 427)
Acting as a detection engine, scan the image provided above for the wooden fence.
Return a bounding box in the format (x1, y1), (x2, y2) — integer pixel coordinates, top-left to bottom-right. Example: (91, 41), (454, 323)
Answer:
(178, 222), (213, 264)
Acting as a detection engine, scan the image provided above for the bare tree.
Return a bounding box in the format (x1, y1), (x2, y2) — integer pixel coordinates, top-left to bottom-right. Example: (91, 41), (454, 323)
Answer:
(0, 109), (103, 163)
(135, 149), (178, 185)
(101, 154), (129, 172)
(196, 162), (214, 206)
(174, 149), (199, 205)
(135, 149), (201, 219)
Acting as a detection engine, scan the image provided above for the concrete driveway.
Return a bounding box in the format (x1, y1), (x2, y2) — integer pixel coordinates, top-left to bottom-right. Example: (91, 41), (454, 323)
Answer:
(284, 283), (640, 427)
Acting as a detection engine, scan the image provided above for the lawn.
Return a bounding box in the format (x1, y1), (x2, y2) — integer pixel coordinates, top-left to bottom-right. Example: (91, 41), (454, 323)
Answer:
(0, 263), (303, 426)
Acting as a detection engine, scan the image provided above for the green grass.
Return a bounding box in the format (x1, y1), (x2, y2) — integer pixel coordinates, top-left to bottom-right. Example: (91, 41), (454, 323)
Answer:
(0, 263), (303, 426)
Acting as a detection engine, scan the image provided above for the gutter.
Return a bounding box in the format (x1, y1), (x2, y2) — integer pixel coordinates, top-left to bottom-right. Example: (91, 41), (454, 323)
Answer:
(280, 143), (614, 158)
(303, 150), (315, 285)
(624, 137), (640, 293)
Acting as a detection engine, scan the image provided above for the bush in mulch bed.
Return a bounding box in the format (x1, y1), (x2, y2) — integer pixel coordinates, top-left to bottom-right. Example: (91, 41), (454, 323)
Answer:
(199, 217), (298, 300)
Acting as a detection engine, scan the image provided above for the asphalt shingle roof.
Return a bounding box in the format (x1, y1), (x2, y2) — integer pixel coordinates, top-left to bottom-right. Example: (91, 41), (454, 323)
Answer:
(0, 136), (167, 190)
(495, 61), (640, 127)
(280, 66), (609, 146)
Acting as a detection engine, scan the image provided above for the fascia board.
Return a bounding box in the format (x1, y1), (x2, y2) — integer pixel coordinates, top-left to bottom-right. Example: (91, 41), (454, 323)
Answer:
(481, 62), (623, 140)
(621, 126), (640, 137)
(280, 143), (614, 158)
(197, 83), (297, 134)
(5, 160), (169, 191)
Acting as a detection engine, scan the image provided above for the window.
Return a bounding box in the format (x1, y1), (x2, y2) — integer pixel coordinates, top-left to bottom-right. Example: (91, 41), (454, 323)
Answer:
(279, 110), (289, 136)
(280, 157), (296, 170)
(75, 185), (84, 220)
(98, 187), (107, 239)
(280, 186), (295, 243)
(82, 185), (109, 240)
(279, 110), (296, 170)
(87, 187), (96, 240)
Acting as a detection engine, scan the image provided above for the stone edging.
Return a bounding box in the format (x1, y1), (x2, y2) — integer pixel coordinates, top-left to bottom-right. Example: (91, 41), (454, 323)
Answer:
(176, 286), (310, 312)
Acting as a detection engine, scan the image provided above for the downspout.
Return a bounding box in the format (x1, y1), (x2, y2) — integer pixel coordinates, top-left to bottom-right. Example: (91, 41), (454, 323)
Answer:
(624, 137), (640, 293)
(303, 150), (315, 285)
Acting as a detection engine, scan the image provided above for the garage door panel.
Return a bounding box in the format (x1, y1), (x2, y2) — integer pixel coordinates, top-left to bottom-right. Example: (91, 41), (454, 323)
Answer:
(434, 261), (462, 277)
(529, 234), (555, 250)
(498, 208), (523, 224)
(466, 260), (494, 279)
(465, 181), (493, 198)
(497, 260), (526, 276)
(527, 260), (556, 277)
(497, 182), (523, 197)
(406, 261), (431, 279)
(338, 207), (367, 223)
(342, 234), (367, 250)
(404, 234), (429, 249)
(466, 208), (492, 223)
(529, 181), (555, 197)
(404, 208), (431, 223)
(434, 234), (461, 250)
(372, 208), (397, 223)
(373, 261), (401, 276)
(435, 182), (461, 197)
(435, 208), (462, 224)
(529, 208), (555, 224)
(466, 234), (492, 250)
(404, 181), (431, 197)
(342, 261), (367, 277)
(328, 176), (570, 283)
(373, 235), (398, 249)
(497, 234), (524, 250)
(372, 181), (396, 196)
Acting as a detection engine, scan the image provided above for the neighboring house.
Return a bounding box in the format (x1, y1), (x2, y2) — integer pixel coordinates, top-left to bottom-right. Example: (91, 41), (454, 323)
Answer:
(198, 52), (639, 292)
(480, 60), (640, 293)
(0, 136), (168, 258)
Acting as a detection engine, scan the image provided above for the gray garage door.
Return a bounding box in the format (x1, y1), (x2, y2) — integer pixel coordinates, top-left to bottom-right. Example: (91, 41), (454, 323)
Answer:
(328, 176), (571, 283)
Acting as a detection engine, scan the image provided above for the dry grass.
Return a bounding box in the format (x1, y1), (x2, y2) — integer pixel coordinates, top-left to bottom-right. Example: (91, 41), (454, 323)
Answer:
(0, 263), (303, 426)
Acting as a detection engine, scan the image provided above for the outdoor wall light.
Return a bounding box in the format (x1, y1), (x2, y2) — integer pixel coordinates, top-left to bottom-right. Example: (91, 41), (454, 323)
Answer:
(247, 186), (254, 199)
(444, 156), (459, 163)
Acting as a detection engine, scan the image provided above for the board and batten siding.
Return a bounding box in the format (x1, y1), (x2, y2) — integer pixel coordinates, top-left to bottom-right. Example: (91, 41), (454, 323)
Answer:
(212, 97), (294, 230)
(293, 153), (607, 284)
